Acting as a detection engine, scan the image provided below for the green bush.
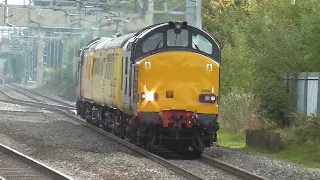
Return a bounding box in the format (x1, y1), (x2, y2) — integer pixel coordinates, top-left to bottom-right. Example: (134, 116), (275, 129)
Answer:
(218, 90), (262, 133)
(275, 113), (320, 148)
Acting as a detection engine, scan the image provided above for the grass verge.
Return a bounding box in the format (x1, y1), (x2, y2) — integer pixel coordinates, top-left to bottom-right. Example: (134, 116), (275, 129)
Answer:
(218, 128), (320, 169)
(217, 128), (246, 148)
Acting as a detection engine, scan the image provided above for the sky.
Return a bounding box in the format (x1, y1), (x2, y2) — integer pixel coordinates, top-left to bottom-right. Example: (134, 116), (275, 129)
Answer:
(7, 0), (27, 5)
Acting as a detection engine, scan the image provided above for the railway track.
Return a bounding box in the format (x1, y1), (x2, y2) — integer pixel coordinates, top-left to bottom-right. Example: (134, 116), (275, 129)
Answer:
(8, 84), (75, 107)
(2, 84), (75, 111)
(2, 84), (268, 180)
(0, 143), (71, 180)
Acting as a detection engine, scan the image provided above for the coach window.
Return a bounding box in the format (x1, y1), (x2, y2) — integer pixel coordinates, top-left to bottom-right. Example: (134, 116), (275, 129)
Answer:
(167, 29), (188, 47)
(142, 33), (163, 53)
(192, 33), (213, 54)
(93, 58), (97, 75)
(106, 54), (112, 80)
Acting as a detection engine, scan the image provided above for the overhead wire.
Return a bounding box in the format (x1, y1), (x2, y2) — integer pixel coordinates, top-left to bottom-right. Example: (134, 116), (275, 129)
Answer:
(5, 0), (205, 31)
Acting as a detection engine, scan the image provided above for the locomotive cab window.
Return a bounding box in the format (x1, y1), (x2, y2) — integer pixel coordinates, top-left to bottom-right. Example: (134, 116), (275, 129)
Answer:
(192, 33), (213, 54)
(167, 29), (188, 47)
(142, 33), (163, 53)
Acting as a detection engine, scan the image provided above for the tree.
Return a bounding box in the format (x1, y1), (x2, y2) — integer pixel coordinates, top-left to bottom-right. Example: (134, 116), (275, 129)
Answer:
(202, 0), (320, 125)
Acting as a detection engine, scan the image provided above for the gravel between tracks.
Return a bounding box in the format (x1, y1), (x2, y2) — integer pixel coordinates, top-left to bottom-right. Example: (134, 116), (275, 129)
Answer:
(0, 86), (34, 102)
(204, 146), (320, 180)
(7, 84), (64, 106)
(0, 151), (51, 180)
(0, 102), (186, 180)
(13, 83), (75, 106)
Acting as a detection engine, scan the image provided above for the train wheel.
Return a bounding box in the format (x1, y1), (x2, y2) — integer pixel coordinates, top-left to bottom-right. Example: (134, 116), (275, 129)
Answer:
(182, 149), (202, 159)
(213, 131), (217, 142)
(97, 108), (105, 128)
(119, 126), (125, 139)
(112, 128), (118, 136)
(85, 104), (92, 123)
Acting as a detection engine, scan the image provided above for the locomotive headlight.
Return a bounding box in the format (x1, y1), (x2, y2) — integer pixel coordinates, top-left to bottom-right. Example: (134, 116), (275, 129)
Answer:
(175, 23), (181, 29)
(205, 95), (210, 101)
(174, 22), (182, 34)
(211, 96), (216, 101)
(145, 92), (155, 101)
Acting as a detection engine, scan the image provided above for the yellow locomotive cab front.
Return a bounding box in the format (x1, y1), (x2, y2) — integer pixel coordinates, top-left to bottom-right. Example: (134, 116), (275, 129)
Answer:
(137, 51), (219, 115)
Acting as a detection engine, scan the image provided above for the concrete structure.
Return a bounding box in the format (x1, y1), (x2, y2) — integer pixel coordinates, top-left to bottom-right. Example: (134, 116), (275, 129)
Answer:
(283, 72), (320, 115)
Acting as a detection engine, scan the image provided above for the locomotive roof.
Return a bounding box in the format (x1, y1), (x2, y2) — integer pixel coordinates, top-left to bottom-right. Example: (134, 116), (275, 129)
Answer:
(81, 21), (220, 58)
(94, 37), (113, 50)
(103, 33), (136, 49)
(84, 37), (107, 50)
(88, 37), (111, 51)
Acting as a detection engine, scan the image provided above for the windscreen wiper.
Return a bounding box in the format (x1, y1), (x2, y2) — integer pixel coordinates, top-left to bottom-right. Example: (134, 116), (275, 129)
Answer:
(153, 40), (162, 51)
(193, 42), (200, 51)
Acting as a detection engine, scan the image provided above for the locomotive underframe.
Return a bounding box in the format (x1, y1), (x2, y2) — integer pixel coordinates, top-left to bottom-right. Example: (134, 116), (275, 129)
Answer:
(76, 99), (219, 157)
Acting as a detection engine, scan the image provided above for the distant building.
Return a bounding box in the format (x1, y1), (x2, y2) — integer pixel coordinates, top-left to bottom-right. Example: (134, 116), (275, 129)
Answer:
(34, 0), (77, 6)
(34, 0), (100, 6)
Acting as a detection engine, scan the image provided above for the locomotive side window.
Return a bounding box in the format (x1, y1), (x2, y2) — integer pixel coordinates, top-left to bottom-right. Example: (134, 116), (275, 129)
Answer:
(142, 33), (163, 53)
(167, 29), (188, 47)
(192, 33), (213, 54)
(125, 57), (128, 74)
(121, 57), (123, 90)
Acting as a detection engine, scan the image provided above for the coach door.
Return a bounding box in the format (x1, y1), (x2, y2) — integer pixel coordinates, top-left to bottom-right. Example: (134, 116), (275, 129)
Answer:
(88, 51), (94, 100)
(102, 51), (106, 103)
(76, 52), (82, 98)
(110, 51), (117, 106)
(80, 53), (87, 97)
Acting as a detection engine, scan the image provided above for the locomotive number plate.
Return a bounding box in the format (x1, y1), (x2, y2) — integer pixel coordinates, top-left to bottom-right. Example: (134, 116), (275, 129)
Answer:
(201, 89), (210, 93)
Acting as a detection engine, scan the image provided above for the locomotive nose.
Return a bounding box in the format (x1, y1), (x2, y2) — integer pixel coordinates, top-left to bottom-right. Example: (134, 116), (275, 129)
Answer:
(137, 51), (219, 114)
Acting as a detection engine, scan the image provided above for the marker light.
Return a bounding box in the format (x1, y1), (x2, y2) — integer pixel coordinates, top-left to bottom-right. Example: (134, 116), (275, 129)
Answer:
(199, 94), (216, 103)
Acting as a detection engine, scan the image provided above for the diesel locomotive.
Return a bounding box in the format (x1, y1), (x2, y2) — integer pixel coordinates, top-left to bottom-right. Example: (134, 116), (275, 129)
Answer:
(76, 21), (220, 156)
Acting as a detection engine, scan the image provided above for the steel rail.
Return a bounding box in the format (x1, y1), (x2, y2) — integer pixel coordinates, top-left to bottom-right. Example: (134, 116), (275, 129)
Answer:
(0, 143), (72, 180)
(200, 155), (267, 180)
(0, 87), (204, 180)
(8, 84), (75, 107)
(3, 84), (75, 110)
